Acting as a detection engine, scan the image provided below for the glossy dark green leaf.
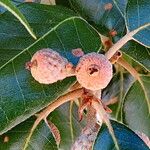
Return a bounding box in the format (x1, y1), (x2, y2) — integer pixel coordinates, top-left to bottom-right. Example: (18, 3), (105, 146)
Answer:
(0, 3), (76, 67)
(94, 120), (149, 150)
(122, 41), (150, 71)
(0, 102), (84, 150)
(0, 4), (101, 135)
(66, 0), (126, 38)
(123, 75), (150, 137)
(126, 0), (150, 47)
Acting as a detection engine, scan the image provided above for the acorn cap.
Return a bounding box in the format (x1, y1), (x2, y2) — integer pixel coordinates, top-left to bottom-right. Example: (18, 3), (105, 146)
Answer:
(29, 48), (69, 84)
(75, 52), (113, 90)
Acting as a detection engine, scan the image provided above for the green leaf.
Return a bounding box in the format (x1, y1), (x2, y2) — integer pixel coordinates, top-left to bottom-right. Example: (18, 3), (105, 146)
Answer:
(94, 120), (149, 150)
(126, 0), (150, 47)
(67, 0), (126, 38)
(0, 0), (37, 39)
(122, 41), (150, 72)
(0, 117), (57, 150)
(112, 0), (127, 16)
(123, 75), (150, 137)
(0, 4), (101, 135)
(0, 103), (84, 150)
(0, 3), (77, 68)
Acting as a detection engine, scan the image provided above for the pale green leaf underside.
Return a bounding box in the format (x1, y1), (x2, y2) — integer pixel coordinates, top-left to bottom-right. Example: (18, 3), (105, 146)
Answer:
(123, 75), (150, 137)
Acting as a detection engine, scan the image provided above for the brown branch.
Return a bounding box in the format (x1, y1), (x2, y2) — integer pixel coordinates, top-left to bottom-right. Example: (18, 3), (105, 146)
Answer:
(105, 32), (133, 59)
(23, 88), (84, 150)
(44, 119), (61, 146)
(117, 57), (140, 80)
(105, 23), (150, 60)
(71, 106), (100, 150)
(69, 82), (82, 91)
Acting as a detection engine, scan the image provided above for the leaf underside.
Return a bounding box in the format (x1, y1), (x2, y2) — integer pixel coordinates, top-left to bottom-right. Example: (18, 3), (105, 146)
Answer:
(123, 75), (150, 137)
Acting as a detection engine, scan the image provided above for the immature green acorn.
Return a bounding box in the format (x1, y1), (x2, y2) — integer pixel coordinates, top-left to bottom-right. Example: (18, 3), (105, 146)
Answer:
(75, 52), (113, 91)
(26, 48), (73, 84)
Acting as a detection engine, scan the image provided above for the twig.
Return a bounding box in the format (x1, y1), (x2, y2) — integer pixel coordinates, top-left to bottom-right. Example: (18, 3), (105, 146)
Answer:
(44, 119), (61, 146)
(105, 23), (150, 59)
(105, 31), (133, 59)
(23, 88), (84, 150)
(117, 57), (140, 81)
(71, 105), (100, 150)
(70, 82), (81, 91)
(104, 97), (118, 106)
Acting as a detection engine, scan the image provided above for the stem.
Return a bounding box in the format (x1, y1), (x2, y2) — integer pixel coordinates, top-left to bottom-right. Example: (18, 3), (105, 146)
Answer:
(105, 32), (133, 59)
(92, 100), (120, 150)
(71, 107), (100, 150)
(69, 101), (74, 143)
(105, 23), (150, 59)
(117, 57), (140, 81)
(23, 88), (84, 150)
(115, 67), (124, 121)
(44, 119), (61, 146)
(70, 82), (81, 91)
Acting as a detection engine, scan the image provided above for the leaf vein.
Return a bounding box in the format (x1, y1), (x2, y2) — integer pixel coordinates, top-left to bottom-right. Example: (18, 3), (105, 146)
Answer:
(12, 61), (26, 110)
(73, 18), (85, 50)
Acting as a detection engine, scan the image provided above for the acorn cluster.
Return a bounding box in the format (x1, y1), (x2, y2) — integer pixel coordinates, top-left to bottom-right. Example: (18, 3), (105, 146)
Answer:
(26, 48), (113, 91)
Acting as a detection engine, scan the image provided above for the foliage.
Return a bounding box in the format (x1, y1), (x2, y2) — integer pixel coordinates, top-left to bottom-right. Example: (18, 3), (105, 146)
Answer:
(0, 0), (150, 149)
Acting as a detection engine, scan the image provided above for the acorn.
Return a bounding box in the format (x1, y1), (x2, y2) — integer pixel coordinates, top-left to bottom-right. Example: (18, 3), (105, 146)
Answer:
(75, 52), (113, 90)
(26, 48), (74, 84)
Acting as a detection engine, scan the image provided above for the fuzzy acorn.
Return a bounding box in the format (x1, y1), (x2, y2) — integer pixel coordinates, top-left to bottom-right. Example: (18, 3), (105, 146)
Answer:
(75, 52), (113, 91)
(26, 48), (74, 84)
